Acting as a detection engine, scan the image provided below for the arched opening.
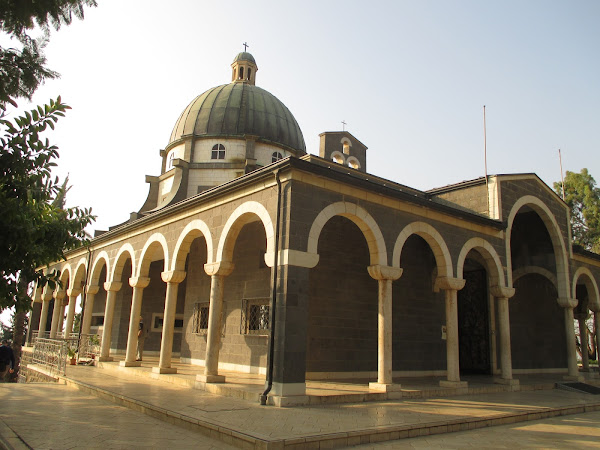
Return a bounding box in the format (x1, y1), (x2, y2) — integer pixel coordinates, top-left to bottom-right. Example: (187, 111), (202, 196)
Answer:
(393, 235), (446, 373)
(239, 66), (244, 79)
(509, 207), (567, 370)
(306, 215), (377, 377)
(458, 254), (491, 375)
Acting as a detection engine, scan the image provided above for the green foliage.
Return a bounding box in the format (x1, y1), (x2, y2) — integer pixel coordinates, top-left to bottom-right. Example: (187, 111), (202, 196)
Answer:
(554, 168), (600, 253)
(0, 98), (95, 312)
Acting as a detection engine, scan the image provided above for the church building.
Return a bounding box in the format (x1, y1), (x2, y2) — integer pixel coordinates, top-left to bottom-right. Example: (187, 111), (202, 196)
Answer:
(29, 51), (600, 406)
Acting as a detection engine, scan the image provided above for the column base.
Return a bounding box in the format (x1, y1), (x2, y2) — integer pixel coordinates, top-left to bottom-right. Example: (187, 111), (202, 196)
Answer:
(270, 395), (310, 407)
(97, 356), (114, 362)
(563, 374), (584, 382)
(493, 377), (519, 386)
(439, 380), (468, 388)
(119, 361), (142, 367)
(368, 382), (402, 392)
(152, 367), (177, 374)
(196, 374), (225, 383)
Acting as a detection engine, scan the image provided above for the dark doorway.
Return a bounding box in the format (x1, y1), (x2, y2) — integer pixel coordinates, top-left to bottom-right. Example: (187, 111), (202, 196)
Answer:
(458, 267), (491, 374)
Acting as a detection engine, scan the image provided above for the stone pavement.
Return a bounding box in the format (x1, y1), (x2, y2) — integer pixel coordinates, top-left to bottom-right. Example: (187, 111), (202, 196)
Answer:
(2, 363), (600, 449)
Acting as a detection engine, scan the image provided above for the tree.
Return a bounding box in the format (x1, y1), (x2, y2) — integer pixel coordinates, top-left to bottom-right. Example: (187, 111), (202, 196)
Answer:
(554, 168), (600, 253)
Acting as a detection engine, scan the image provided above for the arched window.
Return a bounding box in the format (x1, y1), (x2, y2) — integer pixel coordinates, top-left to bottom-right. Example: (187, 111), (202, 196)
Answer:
(247, 69), (252, 80)
(239, 67), (244, 79)
(211, 144), (225, 159)
(271, 151), (283, 163)
(167, 152), (175, 169)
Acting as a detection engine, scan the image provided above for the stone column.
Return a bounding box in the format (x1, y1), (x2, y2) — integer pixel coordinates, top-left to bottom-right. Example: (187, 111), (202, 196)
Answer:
(595, 312), (600, 367)
(49, 291), (65, 338)
(490, 285), (519, 386)
(153, 270), (186, 374)
(436, 276), (467, 388)
(197, 262), (234, 383)
(99, 281), (123, 361)
(38, 296), (51, 338)
(64, 288), (82, 338)
(367, 265), (403, 392)
(121, 277), (150, 367)
(575, 312), (590, 372)
(81, 285), (100, 335)
(558, 297), (583, 381)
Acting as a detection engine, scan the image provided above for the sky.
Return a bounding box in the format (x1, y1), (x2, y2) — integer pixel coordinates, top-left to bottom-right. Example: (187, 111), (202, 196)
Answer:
(8, 0), (599, 234)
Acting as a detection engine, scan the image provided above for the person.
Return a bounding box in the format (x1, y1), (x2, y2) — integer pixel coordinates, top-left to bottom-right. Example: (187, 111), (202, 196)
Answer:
(0, 340), (15, 382)
(136, 316), (146, 361)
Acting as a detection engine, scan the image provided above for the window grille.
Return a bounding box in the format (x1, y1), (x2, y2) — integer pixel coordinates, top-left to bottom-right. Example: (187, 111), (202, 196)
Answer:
(271, 151), (283, 163)
(241, 298), (270, 335)
(192, 302), (210, 335)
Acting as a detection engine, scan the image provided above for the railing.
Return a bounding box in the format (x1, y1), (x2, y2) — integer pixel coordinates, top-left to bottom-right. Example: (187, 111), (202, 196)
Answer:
(27, 334), (102, 376)
(31, 338), (67, 375)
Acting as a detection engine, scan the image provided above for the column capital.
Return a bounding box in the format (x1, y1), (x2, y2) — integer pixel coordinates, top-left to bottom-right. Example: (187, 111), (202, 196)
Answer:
(367, 265), (403, 281)
(86, 284), (100, 295)
(557, 297), (578, 308)
(129, 276), (151, 289)
(574, 312), (589, 321)
(66, 288), (82, 298)
(161, 270), (186, 284)
(54, 290), (66, 300)
(204, 261), (234, 277)
(434, 276), (466, 292)
(490, 285), (515, 299)
(103, 281), (123, 292)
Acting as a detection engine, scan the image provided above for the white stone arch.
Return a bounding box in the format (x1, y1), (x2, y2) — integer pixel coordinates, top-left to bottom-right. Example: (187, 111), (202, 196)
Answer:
(171, 219), (214, 271)
(392, 221), (453, 278)
(89, 251), (110, 286)
(512, 266), (558, 290)
(456, 237), (505, 288)
(111, 243), (136, 282)
(71, 258), (88, 290)
(506, 195), (570, 298)
(572, 267), (600, 312)
(347, 156), (361, 170)
(217, 201), (275, 266)
(58, 263), (73, 292)
(307, 201), (387, 267)
(137, 233), (169, 277)
(331, 151), (345, 165)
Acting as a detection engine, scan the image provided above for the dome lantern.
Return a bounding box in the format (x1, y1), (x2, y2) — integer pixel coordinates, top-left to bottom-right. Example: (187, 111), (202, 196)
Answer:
(231, 47), (257, 85)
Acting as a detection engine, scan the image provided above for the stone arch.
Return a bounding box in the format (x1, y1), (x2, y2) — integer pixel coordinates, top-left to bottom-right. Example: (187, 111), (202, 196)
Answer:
(171, 219), (214, 271)
(111, 243), (136, 282)
(513, 266), (558, 290)
(71, 258), (88, 290)
(58, 263), (72, 292)
(89, 251), (110, 286)
(347, 156), (361, 170)
(572, 267), (600, 312)
(392, 221), (453, 278)
(137, 233), (169, 277)
(456, 237), (505, 288)
(506, 195), (569, 298)
(217, 201), (275, 265)
(307, 202), (387, 267)
(331, 150), (345, 165)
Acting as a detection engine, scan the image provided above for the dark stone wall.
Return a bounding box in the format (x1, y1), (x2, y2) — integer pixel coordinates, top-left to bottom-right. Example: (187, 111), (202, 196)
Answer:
(393, 235), (447, 371)
(433, 184), (488, 216)
(509, 273), (567, 369)
(306, 216), (377, 373)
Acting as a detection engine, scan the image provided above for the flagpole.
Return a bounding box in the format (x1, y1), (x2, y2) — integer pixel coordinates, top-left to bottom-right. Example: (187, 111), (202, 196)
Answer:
(484, 105), (489, 214)
(559, 149), (565, 201)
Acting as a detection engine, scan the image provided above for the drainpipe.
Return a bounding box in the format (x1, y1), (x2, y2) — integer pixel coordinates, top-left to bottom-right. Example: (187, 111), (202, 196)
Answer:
(260, 168), (282, 406)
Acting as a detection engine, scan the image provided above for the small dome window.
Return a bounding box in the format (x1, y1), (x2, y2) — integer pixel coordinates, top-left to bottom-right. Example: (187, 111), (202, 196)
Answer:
(211, 144), (225, 160)
(271, 152), (283, 163)
(239, 67), (244, 79)
(167, 152), (175, 169)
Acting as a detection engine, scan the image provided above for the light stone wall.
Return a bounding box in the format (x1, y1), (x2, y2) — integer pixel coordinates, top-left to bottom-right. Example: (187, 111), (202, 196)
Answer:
(193, 139), (246, 163)
(166, 144), (185, 165)
(187, 168), (242, 196)
(254, 143), (289, 167)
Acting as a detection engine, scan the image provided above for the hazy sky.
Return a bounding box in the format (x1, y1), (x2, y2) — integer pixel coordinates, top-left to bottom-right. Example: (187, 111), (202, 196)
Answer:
(10, 0), (600, 233)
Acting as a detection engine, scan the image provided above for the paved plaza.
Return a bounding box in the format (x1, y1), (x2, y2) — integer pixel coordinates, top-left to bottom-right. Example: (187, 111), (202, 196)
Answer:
(1, 361), (600, 449)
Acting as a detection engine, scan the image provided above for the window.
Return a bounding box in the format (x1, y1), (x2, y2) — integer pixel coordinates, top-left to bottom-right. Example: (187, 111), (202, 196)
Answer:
(271, 152), (283, 163)
(151, 313), (184, 333)
(192, 302), (209, 335)
(241, 298), (270, 335)
(167, 152), (175, 169)
(239, 66), (244, 79)
(211, 144), (225, 159)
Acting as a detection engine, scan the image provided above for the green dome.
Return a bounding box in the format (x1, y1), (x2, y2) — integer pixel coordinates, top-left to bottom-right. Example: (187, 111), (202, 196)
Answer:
(168, 83), (306, 153)
(233, 52), (256, 64)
